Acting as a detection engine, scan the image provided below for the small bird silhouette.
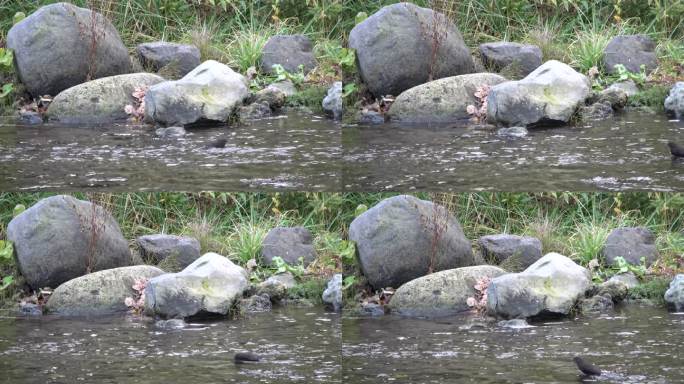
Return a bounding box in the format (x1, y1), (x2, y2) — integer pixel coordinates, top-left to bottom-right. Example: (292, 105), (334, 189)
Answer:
(234, 352), (260, 364)
(574, 357), (601, 376)
(668, 141), (684, 158)
(207, 138), (228, 149)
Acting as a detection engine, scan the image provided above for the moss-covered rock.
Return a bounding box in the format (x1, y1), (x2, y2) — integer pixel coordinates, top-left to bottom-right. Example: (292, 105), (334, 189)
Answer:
(47, 73), (164, 124)
(46, 265), (164, 316)
(487, 60), (591, 127)
(487, 253), (591, 319)
(389, 265), (506, 317)
(144, 253), (248, 318)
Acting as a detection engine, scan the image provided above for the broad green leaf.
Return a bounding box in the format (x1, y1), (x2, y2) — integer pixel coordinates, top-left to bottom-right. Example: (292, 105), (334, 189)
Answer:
(13, 204), (25, 217)
(13, 12), (26, 25)
(0, 275), (14, 290)
(0, 83), (13, 99)
(0, 241), (13, 261)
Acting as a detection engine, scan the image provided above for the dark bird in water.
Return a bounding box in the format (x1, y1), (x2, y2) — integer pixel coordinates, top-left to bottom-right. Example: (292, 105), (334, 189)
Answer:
(668, 141), (684, 158)
(234, 352), (261, 364)
(574, 357), (602, 376)
(207, 138), (227, 149)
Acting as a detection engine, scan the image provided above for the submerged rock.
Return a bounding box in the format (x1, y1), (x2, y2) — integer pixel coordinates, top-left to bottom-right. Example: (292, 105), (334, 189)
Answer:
(665, 274), (684, 311)
(144, 60), (249, 126)
(478, 234), (542, 271)
(7, 195), (132, 289)
(260, 35), (317, 74)
(136, 41), (201, 79)
(155, 319), (186, 329)
(18, 111), (43, 125)
(322, 274), (342, 312)
(239, 101), (272, 120)
(487, 60), (590, 127)
(239, 294), (273, 313)
(322, 81), (343, 121)
(387, 73), (506, 123)
(580, 294), (614, 314)
(47, 73), (164, 124)
(486, 253), (591, 319)
(603, 35), (658, 74)
(358, 302), (386, 317)
(260, 227), (317, 267)
(349, 195), (474, 289)
(18, 303), (43, 317)
(7, 3), (131, 97)
(155, 126), (186, 138)
(479, 42), (542, 77)
(349, 2), (474, 97)
(497, 319), (534, 329)
(496, 126), (528, 138)
(358, 110), (386, 125)
(46, 266), (164, 316)
(580, 102), (615, 120)
(144, 253), (248, 318)
(665, 82), (684, 119)
(389, 266), (506, 317)
(136, 234), (201, 270)
(602, 227), (659, 267)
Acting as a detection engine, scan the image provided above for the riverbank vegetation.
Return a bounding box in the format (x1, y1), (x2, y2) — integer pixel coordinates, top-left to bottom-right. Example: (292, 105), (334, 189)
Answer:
(0, 192), (682, 307)
(1, 1), (680, 114)
(0, 0), (352, 114)
(341, 0), (683, 111)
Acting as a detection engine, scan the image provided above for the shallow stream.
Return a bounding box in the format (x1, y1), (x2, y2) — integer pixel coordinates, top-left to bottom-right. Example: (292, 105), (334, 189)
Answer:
(342, 304), (684, 383)
(0, 111), (682, 191)
(0, 307), (341, 383)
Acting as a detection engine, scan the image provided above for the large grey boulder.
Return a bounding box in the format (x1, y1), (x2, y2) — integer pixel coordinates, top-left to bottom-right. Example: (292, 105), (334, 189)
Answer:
(388, 73), (507, 123)
(7, 195), (132, 289)
(47, 73), (164, 124)
(46, 266), (164, 316)
(7, 3), (131, 97)
(349, 2), (474, 97)
(260, 227), (317, 267)
(390, 265), (506, 317)
(664, 274), (684, 311)
(136, 42), (201, 78)
(665, 82), (684, 119)
(144, 60), (249, 126)
(487, 60), (591, 127)
(322, 273), (342, 312)
(479, 42), (542, 77)
(136, 234), (201, 269)
(603, 35), (657, 74)
(260, 35), (317, 74)
(322, 81), (343, 121)
(144, 253), (248, 318)
(602, 227), (659, 267)
(349, 195), (475, 289)
(486, 253), (591, 319)
(478, 234), (542, 271)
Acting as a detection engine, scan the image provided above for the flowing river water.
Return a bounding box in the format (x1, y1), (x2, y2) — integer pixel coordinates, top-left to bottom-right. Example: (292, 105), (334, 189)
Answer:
(0, 307), (341, 383)
(342, 304), (684, 383)
(0, 111), (682, 192)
